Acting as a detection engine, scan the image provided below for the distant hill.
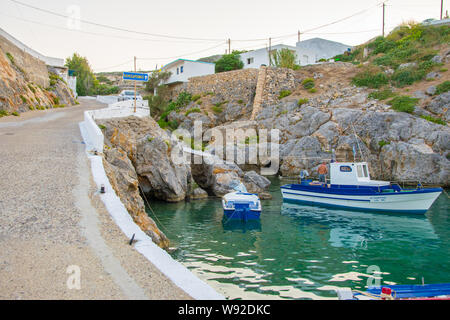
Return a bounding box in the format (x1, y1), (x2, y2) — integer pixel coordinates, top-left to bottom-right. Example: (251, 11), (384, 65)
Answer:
(197, 54), (223, 63)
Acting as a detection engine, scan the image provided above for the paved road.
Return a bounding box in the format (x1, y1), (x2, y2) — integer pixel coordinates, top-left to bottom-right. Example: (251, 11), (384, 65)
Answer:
(0, 99), (190, 299)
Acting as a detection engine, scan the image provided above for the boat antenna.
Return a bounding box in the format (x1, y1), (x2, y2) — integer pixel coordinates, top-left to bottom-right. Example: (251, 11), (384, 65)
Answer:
(351, 122), (365, 162)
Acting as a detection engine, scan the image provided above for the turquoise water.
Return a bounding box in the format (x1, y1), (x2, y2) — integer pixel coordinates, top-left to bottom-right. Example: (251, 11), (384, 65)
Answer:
(147, 178), (450, 300)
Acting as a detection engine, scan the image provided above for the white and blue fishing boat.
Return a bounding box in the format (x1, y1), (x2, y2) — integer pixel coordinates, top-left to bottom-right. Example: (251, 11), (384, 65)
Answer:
(337, 283), (450, 300)
(281, 162), (443, 214)
(222, 182), (261, 221)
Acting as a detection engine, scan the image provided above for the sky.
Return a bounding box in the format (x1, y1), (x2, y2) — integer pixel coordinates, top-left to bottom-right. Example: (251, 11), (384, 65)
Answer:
(0, 0), (446, 72)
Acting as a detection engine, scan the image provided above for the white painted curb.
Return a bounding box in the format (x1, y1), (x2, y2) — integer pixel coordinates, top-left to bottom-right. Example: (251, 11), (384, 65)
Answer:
(78, 105), (224, 300)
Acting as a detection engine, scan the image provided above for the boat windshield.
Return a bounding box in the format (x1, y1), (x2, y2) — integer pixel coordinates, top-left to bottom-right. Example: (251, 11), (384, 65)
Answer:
(357, 165), (363, 178)
(362, 165), (368, 178)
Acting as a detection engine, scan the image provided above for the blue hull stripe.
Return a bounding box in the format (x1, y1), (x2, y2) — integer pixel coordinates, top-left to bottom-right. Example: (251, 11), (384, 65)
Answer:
(282, 191), (370, 202)
(283, 198), (426, 214)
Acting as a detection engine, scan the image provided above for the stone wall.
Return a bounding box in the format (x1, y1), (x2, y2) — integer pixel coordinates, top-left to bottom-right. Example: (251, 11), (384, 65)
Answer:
(259, 67), (296, 107)
(0, 33), (49, 88)
(169, 68), (259, 105)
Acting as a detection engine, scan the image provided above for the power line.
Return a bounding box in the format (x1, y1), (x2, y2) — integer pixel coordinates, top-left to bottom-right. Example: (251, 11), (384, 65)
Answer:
(137, 41), (226, 61)
(0, 12), (219, 44)
(9, 0), (225, 42)
(302, 1), (386, 33)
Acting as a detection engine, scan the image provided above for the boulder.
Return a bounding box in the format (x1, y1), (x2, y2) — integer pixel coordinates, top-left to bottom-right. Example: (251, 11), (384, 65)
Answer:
(191, 156), (244, 196)
(426, 86), (437, 96)
(99, 116), (191, 202)
(425, 92), (450, 121)
(103, 148), (169, 249)
(190, 186), (209, 200)
(242, 171), (272, 199)
(380, 141), (450, 185)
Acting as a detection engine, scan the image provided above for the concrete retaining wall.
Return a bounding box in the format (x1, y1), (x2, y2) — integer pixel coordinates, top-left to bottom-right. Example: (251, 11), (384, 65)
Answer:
(80, 101), (224, 300)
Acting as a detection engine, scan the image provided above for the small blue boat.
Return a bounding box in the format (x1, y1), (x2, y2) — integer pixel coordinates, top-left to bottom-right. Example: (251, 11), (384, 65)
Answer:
(222, 182), (261, 221)
(281, 162), (442, 214)
(337, 283), (450, 300)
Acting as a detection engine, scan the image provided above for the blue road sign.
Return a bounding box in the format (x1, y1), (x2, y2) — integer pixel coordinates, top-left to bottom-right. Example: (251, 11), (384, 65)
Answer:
(123, 72), (149, 81)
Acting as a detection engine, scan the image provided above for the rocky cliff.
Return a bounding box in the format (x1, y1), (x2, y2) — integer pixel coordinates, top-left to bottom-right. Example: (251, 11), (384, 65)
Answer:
(162, 61), (449, 186)
(96, 115), (273, 247)
(0, 34), (76, 115)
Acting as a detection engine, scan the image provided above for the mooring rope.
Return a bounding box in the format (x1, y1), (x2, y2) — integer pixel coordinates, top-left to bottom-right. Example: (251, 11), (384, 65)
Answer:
(137, 183), (173, 237)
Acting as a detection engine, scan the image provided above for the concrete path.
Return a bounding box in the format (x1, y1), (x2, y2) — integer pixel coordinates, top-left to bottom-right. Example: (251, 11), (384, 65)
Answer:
(0, 99), (191, 299)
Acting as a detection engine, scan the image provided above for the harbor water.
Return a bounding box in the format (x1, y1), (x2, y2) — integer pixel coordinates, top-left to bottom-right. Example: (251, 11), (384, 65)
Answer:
(147, 177), (450, 300)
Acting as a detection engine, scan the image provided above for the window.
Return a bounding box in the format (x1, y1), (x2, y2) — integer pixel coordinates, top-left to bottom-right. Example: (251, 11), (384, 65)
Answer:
(176, 67), (179, 75)
(340, 166), (352, 172)
(356, 165), (363, 178)
(362, 165), (368, 178)
(180, 66), (183, 73)
(247, 57), (254, 65)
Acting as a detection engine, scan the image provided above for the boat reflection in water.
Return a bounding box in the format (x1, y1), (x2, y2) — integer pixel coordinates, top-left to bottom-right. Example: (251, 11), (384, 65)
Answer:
(222, 218), (262, 233)
(281, 201), (438, 249)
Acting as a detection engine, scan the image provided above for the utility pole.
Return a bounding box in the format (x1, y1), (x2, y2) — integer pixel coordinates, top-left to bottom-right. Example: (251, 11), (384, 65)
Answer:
(228, 39), (231, 54)
(382, 2), (386, 37)
(269, 37), (272, 66)
(441, 0), (444, 20)
(298, 30), (301, 42)
(134, 56), (136, 113)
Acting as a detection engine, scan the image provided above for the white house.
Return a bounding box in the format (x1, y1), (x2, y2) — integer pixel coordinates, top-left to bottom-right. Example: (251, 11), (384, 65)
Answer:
(161, 59), (215, 84)
(295, 38), (352, 62)
(239, 38), (351, 68)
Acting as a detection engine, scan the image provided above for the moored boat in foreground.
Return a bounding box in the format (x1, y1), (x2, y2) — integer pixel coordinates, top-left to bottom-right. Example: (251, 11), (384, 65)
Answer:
(337, 283), (450, 300)
(222, 182), (261, 221)
(281, 162), (442, 214)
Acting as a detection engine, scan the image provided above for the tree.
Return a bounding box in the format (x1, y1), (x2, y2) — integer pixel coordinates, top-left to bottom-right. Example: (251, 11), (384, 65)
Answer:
(145, 70), (171, 93)
(65, 53), (119, 96)
(65, 53), (96, 96)
(215, 51), (244, 73)
(270, 48), (300, 70)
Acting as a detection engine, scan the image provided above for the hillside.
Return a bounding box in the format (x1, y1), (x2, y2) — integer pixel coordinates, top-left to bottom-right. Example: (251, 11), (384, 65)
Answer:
(0, 34), (77, 116)
(148, 23), (449, 186)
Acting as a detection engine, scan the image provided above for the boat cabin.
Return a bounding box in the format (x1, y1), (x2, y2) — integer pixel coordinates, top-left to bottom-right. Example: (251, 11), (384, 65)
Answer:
(329, 162), (390, 187)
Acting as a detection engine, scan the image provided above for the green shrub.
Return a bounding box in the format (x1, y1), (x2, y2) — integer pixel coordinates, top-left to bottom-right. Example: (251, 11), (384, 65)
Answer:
(420, 115), (446, 125)
(391, 67), (426, 87)
(53, 104), (66, 108)
(53, 96), (60, 104)
(278, 90), (292, 99)
(280, 110), (288, 115)
(212, 105), (223, 114)
(0, 110), (9, 117)
(20, 95), (27, 104)
(98, 124), (106, 130)
(191, 94), (201, 102)
(435, 81), (450, 95)
(12, 111), (20, 116)
(387, 96), (418, 113)
(440, 68), (448, 72)
(378, 140), (390, 148)
(29, 106), (35, 110)
(215, 51), (244, 73)
(298, 98), (309, 106)
(197, 100), (202, 105)
(308, 88), (317, 93)
(6, 52), (14, 64)
(368, 89), (396, 100)
(270, 48), (299, 69)
(28, 84), (36, 94)
(177, 91), (192, 106)
(302, 78), (315, 89)
(352, 66), (389, 88)
(158, 119), (169, 129)
(185, 108), (201, 116)
(237, 99), (244, 104)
